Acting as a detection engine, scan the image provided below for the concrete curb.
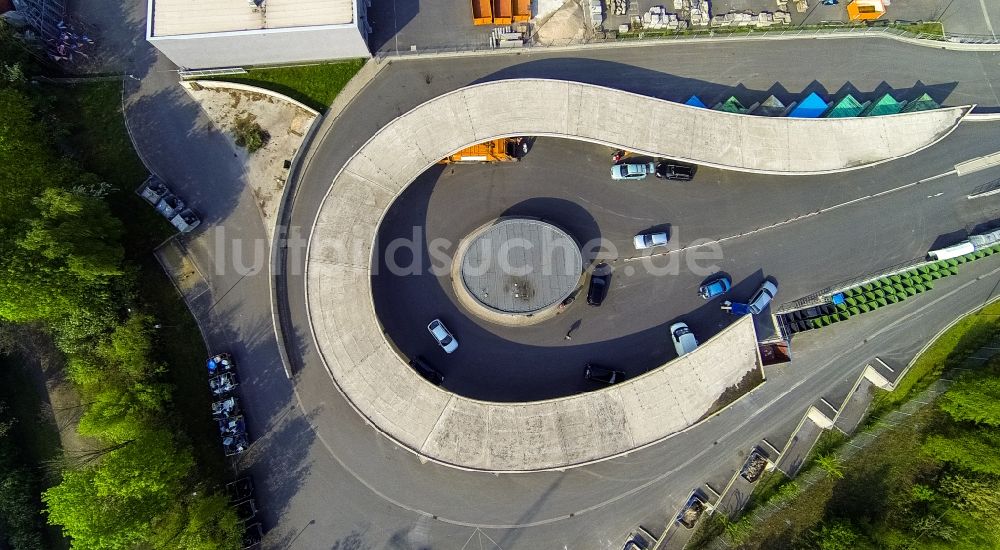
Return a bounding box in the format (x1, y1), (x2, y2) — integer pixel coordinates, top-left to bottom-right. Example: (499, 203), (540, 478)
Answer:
(182, 79), (320, 116)
(269, 58), (389, 380)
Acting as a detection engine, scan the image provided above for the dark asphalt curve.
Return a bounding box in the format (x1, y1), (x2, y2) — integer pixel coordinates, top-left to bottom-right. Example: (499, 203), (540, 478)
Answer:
(370, 127), (1000, 402)
(270, 41), (1000, 548)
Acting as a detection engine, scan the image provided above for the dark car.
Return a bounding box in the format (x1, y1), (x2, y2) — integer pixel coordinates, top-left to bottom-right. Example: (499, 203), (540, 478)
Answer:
(410, 356), (445, 385)
(655, 161), (695, 181)
(587, 262), (612, 306)
(585, 364), (625, 385)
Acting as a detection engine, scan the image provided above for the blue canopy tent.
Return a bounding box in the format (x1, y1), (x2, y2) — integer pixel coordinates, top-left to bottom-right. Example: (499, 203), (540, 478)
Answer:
(787, 92), (828, 118)
(685, 95), (707, 108)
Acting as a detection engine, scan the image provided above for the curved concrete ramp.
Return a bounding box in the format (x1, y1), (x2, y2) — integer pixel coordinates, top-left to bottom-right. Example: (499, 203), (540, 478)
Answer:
(306, 79), (970, 472)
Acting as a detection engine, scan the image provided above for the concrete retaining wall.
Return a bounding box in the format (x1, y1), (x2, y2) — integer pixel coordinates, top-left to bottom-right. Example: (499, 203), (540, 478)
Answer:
(303, 78), (971, 472)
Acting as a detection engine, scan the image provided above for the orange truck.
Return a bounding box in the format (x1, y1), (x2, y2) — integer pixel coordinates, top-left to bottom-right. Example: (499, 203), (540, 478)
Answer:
(513, 0), (530, 21)
(492, 0), (513, 24)
(438, 138), (529, 164)
(472, 0), (493, 25)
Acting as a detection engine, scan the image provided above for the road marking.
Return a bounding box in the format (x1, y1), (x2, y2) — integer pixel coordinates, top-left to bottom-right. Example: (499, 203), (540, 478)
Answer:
(978, 0), (997, 40)
(927, 192), (944, 198)
(624, 169), (956, 262)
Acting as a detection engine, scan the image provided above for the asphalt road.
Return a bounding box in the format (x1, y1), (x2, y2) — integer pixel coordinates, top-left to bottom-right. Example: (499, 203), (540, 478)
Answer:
(274, 39), (1000, 548)
(122, 36), (1000, 548)
(372, 126), (1000, 402)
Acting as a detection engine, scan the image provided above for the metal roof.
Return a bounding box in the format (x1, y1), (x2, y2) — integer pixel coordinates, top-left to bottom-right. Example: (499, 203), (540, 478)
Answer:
(151, 0), (354, 37)
(460, 219), (582, 314)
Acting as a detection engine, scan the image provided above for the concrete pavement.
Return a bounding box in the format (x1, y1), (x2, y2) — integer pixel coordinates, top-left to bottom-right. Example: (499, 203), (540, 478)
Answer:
(116, 35), (1000, 547)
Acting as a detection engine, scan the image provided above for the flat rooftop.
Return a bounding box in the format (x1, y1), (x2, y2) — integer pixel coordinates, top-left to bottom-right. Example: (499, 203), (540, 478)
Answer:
(151, 0), (354, 37)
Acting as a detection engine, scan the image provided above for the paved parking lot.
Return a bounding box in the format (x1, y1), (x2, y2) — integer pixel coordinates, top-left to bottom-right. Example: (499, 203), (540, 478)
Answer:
(372, 119), (1000, 402)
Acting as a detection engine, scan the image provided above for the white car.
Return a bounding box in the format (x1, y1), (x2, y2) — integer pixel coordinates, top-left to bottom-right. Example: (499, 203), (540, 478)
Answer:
(634, 231), (669, 250)
(669, 322), (698, 357)
(427, 319), (458, 354)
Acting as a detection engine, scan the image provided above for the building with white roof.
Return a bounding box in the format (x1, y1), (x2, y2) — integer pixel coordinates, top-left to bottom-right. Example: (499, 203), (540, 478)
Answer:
(146, 0), (371, 69)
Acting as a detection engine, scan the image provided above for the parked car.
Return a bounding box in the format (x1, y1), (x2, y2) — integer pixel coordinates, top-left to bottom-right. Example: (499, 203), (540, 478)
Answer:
(655, 161), (695, 181)
(611, 160), (656, 181)
(410, 356), (445, 385)
(585, 364), (625, 385)
(427, 319), (459, 353)
(634, 231), (669, 250)
(670, 322), (699, 357)
(587, 262), (612, 306)
(746, 280), (778, 315)
(698, 275), (732, 300)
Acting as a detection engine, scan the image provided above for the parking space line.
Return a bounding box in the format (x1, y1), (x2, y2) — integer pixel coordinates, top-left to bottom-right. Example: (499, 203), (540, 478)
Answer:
(624, 169), (956, 262)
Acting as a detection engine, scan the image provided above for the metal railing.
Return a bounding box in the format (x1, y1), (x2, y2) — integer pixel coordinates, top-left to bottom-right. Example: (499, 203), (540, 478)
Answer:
(178, 67), (248, 79)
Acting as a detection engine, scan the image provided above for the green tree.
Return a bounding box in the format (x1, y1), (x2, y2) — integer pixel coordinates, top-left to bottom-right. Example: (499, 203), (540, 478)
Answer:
(19, 188), (124, 282)
(938, 374), (1000, 426)
(43, 430), (194, 550)
(809, 519), (860, 550)
(816, 454), (845, 479)
(77, 383), (171, 443)
(923, 427), (1000, 476)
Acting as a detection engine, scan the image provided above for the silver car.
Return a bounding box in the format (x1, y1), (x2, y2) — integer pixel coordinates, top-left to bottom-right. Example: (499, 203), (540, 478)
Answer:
(427, 319), (458, 354)
(634, 231), (669, 250)
(611, 161), (656, 180)
(669, 322), (698, 357)
(747, 280), (778, 315)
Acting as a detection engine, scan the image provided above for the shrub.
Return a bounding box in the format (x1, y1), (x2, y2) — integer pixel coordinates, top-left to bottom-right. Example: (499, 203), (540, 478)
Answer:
(849, 306), (860, 315)
(232, 113), (270, 153)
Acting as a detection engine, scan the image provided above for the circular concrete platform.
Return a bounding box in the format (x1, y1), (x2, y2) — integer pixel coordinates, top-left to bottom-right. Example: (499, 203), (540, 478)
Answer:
(457, 218), (582, 322)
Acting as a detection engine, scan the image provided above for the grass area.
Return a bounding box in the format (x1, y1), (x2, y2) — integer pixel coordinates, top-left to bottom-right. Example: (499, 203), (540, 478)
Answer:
(893, 21), (946, 37)
(44, 81), (226, 479)
(202, 58), (366, 112)
(732, 407), (937, 549)
(869, 299), (1000, 418)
